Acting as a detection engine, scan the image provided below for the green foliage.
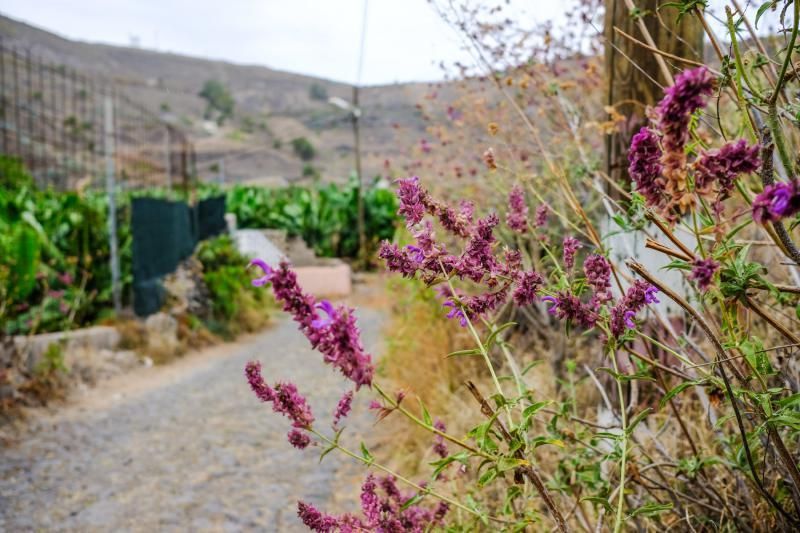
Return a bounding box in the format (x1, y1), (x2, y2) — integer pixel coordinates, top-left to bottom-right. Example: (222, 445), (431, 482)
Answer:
(309, 83), (328, 101)
(199, 79), (235, 125)
(196, 234), (271, 336)
(0, 157), (133, 335)
(291, 137), (316, 161)
(225, 178), (399, 259)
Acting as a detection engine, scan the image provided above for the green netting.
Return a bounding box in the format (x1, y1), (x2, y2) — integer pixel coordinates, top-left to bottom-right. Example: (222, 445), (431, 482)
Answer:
(131, 195), (225, 317)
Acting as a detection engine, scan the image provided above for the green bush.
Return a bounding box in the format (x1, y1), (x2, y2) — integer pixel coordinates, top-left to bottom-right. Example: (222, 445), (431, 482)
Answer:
(291, 137), (316, 161)
(196, 234), (271, 337)
(225, 178), (398, 259)
(1, 157), (133, 335)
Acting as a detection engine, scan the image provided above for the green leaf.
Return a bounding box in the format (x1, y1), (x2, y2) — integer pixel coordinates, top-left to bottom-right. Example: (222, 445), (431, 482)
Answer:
(582, 496), (613, 513)
(360, 442), (374, 464)
(660, 379), (704, 409)
(627, 502), (673, 518)
(497, 456), (526, 472)
(518, 401), (551, 432)
(626, 407), (652, 434)
(400, 493), (425, 511)
(446, 348), (482, 358)
(485, 322), (516, 348)
(418, 398), (433, 426)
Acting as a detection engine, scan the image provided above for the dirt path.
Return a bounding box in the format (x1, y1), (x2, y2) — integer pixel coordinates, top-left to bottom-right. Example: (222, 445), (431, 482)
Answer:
(0, 304), (384, 532)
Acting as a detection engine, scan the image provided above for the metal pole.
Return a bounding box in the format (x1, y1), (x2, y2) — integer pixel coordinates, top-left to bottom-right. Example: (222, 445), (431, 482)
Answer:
(351, 85), (366, 263)
(164, 125), (172, 189)
(104, 95), (122, 314)
(0, 38), (6, 155)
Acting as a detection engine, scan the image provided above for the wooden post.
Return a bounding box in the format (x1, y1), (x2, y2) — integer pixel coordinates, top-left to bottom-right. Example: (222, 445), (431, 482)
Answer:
(104, 95), (122, 315)
(604, 0), (703, 185)
(352, 85), (366, 264)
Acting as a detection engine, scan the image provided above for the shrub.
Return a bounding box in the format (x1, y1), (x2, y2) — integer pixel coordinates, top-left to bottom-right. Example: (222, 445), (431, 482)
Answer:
(291, 137), (316, 161)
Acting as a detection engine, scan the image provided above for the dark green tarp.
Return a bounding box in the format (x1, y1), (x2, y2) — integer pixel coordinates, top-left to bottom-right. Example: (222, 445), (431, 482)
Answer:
(131, 195), (226, 317)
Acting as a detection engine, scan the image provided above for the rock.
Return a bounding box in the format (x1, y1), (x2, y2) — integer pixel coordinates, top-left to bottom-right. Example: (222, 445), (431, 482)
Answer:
(145, 313), (178, 338)
(144, 313), (180, 360)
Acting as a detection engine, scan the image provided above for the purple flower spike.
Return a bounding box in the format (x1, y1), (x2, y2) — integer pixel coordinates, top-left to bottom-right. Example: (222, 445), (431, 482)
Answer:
(311, 300), (335, 329)
(623, 310), (636, 329)
(689, 258), (719, 291)
(534, 203), (550, 228)
(288, 429), (311, 449)
(628, 127), (664, 207)
(563, 236), (582, 269)
(248, 258), (274, 287)
(332, 390), (354, 428)
(506, 184), (529, 233)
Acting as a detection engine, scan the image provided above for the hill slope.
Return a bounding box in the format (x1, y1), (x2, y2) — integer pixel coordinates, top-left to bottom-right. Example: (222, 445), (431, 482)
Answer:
(0, 14), (442, 185)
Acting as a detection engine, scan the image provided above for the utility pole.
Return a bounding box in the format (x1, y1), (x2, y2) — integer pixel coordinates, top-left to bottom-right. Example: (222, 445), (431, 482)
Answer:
(351, 85), (366, 264)
(604, 0), (703, 185)
(104, 94), (122, 314)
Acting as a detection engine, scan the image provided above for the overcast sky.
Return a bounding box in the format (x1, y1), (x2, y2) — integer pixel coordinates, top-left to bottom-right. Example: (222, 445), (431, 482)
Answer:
(1, 1), (779, 86)
(0, 0), (569, 85)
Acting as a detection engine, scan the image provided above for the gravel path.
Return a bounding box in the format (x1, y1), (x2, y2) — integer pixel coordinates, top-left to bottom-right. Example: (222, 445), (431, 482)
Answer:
(0, 306), (384, 532)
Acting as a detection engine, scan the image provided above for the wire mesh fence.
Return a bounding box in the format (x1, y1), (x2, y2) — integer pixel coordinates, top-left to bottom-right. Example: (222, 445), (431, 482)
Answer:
(0, 38), (195, 191)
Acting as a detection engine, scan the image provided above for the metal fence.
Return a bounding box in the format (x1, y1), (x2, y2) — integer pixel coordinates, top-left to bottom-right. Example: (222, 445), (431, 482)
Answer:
(0, 38), (195, 191)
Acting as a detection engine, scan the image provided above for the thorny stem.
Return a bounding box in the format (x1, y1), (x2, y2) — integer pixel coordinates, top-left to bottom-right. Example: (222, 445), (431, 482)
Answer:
(628, 260), (800, 526)
(309, 429), (513, 526)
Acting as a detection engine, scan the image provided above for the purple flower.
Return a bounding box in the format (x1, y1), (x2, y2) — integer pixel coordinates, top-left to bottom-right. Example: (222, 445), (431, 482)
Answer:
(512, 270), (544, 306)
(654, 67), (714, 211)
(623, 310), (636, 329)
(297, 502), (344, 532)
(311, 300), (335, 329)
(58, 272), (74, 285)
(542, 295), (558, 314)
(396, 176), (426, 227)
(405, 245), (425, 263)
(562, 236), (582, 269)
(249, 261), (375, 389)
(583, 254), (611, 296)
(657, 67), (714, 156)
(694, 139), (760, 198)
(248, 258), (274, 287)
(628, 127), (664, 207)
(752, 180), (800, 223)
(379, 242), (421, 278)
(549, 291), (598, 329)
(360, 474), (382, 527)
(332, 390), (354, 428)
(245, 360), (275, 403)
(245, 361), (315, 445)
(506, 185), (529, 233)
(443, 299), (468, 327)
(534, 203), (549, 228)
(433, 419), (448, 459)
(609, 281), (660, 338)
(689, 258), (719, 291)
(287, 429), (311, 449)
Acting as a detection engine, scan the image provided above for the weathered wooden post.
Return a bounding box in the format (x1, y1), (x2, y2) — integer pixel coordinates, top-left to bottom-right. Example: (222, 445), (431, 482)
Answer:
(604, 0), (703, 184)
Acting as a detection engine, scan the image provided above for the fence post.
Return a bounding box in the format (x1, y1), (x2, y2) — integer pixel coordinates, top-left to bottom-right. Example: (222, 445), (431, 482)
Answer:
(163, 125), (172, 190)
(104, 95), (122, 314)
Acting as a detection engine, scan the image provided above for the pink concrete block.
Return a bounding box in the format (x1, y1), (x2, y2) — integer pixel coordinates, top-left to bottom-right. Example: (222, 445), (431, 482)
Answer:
(294, 263), (352, 297)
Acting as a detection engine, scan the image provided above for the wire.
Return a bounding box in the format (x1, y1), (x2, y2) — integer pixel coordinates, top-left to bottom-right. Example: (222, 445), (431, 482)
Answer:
(356, 0), (369, 86)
